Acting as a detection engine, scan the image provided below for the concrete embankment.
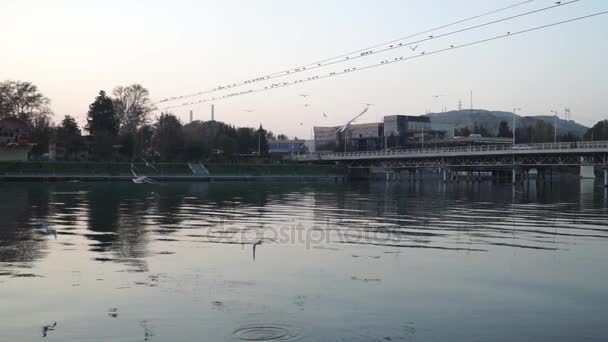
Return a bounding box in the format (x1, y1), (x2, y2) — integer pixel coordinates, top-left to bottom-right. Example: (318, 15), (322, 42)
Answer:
(0, 162), (346, 182)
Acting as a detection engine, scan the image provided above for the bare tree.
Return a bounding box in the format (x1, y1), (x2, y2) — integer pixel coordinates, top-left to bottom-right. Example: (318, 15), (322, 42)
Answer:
(112, 84), (155, 134)
(0, 80), (52, 124)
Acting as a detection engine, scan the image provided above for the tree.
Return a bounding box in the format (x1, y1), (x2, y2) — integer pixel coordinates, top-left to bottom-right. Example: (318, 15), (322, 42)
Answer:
(86, 90), (119, 136)
(472, 123), (490, 137)
(86, 91), (119, 160)
(112, 84), (154, 134)
(584, 120), (608, 141)
(135, 124), (155, 158)
(0, 80), (51, 124)
(515, 120), (555, 143)
(30, 115), (54, 158)
(182, 121), (207, 161)
(153, 113), (183, 161)
(236, 127), (256, 154)
(497, 121), (512, 138)
(56, 115), (82, 160)
(455, 127), (471, 137)
(256, 125), (269, 156)
(277, 134), (289, 140)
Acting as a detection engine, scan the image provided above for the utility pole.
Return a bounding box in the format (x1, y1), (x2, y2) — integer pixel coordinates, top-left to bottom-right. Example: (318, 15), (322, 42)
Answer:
(551, 110), (559, 143)
(513, 108), (521, 145)
(470, 90), (473, 111)
(421, 126), (425, 149)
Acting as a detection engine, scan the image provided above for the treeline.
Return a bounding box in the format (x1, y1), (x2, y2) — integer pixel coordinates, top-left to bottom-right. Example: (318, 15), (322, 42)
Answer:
(454, 120), (583, 143)
(0, 80), (286, 162)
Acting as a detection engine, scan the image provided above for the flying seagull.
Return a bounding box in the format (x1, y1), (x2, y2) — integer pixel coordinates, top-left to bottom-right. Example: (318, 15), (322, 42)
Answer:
(143, 159), (157, 171)
(299, 93), (309, 98)
(252, 238), (278, 261)
(323, 112), (328, 118)
(131, 167), (161, 185)
(409, 45), (419, 51)
(338, 105), (371, 133)
(42, 322), (57, 337)
(38, 224), (57, 239)
(243, 109), (255, 113)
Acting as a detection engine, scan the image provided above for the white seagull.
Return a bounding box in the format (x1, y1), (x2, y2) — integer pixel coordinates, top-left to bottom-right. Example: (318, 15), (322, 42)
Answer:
(38, 224), (57, 239)
(131, 168), (160, 185)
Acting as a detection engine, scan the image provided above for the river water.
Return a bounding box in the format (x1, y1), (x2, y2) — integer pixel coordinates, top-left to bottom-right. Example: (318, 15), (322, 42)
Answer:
(1, 180), (607, 341)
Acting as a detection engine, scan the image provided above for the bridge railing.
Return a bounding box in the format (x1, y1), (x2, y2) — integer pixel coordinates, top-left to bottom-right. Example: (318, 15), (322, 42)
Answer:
(293, 141), (608, 161)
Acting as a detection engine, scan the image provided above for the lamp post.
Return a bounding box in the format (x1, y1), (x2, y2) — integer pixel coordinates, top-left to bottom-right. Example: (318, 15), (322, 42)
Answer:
(551, 110), (559, 143)
(512, 108), (522, 145)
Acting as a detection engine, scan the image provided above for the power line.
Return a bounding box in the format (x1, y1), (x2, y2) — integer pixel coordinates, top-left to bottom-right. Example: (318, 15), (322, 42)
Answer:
(162, 10), (607, 111)
(154, 0), (544, 105)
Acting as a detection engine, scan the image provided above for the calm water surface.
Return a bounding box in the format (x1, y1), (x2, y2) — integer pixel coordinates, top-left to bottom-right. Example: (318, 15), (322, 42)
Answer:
(1, 180), (607, 341)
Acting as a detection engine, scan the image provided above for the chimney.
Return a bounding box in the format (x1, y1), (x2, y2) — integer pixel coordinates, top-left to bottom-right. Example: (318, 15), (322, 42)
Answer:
(189, 110), (193, 123)
(211, 104), (215, 121)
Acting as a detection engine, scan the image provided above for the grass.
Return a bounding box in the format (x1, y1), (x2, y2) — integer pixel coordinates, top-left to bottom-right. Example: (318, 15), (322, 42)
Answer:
(0, 162), (192, 176)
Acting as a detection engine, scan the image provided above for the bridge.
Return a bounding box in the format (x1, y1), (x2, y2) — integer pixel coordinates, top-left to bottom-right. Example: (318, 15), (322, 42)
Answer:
(291, 141), (608, 185)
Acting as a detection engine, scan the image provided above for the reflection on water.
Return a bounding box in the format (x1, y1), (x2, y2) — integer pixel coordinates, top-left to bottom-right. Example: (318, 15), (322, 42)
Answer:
(1, 180), (608, 341)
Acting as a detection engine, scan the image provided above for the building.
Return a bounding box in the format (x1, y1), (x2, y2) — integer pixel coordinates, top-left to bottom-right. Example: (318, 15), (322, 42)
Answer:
(384, 115), (434, 148)
(314, 126), (340, 152)
(0, 117), (33, 161)
(268, 139), (306, 156)
(311, 114), (510, 153)
(343, 122), (384, 152)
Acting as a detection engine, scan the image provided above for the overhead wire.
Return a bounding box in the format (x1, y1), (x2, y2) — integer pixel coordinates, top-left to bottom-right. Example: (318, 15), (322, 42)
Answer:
(154, 0), (547, 105)
(161, 10), (607, 111)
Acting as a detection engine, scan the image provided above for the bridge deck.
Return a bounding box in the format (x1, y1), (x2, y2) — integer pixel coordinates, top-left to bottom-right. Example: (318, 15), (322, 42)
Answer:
(294, 141), (608, 162)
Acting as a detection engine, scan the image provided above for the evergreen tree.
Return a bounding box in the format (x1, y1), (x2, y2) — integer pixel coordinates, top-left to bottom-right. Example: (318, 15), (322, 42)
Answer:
(86, 91), (119, 136)
(86, 91), (119, 160)
(153, 113), (183, 161)
(497, 121), (512, 138)
(56, 115), (82, 160)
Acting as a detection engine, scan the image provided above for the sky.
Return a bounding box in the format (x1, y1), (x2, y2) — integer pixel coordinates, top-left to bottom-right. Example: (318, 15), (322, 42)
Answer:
(1, 0), (607, 138)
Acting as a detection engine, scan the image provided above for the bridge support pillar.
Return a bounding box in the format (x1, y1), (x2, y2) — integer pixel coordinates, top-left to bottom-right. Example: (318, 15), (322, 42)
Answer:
(442, 169), (447, 183)
(512, 167), (516, 185)
(580, 165), (596, 179)
(604, 166), (607, 187)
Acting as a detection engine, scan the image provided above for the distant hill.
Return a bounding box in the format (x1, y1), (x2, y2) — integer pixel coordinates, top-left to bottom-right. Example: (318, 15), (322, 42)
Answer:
(424, 109), (589, 137)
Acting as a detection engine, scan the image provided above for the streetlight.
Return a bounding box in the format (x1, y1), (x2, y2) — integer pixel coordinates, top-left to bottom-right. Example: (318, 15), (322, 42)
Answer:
(550, 110), (559, 143)
(512, 108), (522, 145)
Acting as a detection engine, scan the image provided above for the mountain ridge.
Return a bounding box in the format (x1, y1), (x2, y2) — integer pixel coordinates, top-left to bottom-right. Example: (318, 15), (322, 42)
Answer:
(423, 109), (589, 137)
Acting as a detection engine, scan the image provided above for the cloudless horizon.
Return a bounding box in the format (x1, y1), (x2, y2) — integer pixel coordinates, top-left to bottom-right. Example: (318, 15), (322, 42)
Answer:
(1, 0), (607, 137)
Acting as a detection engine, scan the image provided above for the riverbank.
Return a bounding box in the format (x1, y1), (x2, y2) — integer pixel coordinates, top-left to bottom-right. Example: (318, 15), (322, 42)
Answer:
(0, 162), (346, 182)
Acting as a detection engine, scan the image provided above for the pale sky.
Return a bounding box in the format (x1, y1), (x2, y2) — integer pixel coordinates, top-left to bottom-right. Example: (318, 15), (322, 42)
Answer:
(1, 0), (607, 138)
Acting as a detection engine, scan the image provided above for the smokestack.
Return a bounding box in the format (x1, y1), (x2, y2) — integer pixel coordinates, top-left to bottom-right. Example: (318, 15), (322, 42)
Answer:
(211, 104), (215, 121)
(189, 110), (193, 123)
